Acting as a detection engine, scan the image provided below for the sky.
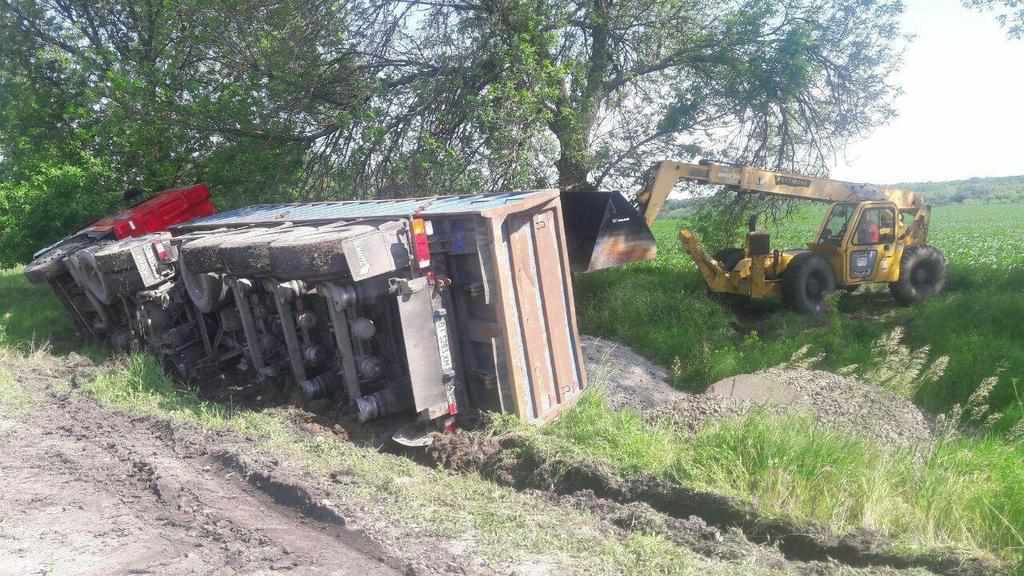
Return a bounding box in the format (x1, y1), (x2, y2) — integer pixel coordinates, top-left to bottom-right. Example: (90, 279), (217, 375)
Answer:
(829, 0), (1024, 184)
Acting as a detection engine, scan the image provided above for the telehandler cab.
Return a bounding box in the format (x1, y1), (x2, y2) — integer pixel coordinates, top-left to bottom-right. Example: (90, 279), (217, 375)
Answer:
(630, 161), (946, 314)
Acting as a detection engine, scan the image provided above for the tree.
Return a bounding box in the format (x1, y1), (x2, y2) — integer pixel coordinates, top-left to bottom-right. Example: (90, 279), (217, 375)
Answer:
(964, 0), (1024, 38)
(0, 0), (910, 266)
(0, 0), (367, 200)
(352, 0), (907, 193)
(0, 0), (369, 263)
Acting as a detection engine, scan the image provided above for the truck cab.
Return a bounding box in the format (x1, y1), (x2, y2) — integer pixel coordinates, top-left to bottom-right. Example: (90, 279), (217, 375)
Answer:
(813, 201), (903, 286)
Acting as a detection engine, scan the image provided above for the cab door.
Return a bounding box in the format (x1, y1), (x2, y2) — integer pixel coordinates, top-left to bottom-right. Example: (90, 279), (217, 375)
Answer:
(844, 204), (898, 284)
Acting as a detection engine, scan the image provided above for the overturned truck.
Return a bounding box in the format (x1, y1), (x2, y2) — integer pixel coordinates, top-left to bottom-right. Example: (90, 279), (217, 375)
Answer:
(25, 186), (590, 432)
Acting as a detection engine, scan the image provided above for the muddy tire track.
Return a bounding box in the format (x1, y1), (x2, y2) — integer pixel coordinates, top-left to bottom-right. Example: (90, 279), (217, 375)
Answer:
(425, 432), (1002, 576)
(0, 353), (442, 576)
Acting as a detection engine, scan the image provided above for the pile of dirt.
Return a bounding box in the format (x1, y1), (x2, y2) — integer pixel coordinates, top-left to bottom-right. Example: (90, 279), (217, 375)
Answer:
(580, 335), (933, 446)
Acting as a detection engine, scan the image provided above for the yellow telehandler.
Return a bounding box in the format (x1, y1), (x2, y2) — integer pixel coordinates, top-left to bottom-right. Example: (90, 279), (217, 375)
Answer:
(628, 160), (947, 314)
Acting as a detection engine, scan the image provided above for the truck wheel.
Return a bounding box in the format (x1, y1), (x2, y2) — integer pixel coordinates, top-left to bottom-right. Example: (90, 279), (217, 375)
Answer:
(179, 251), (227, 313)
(889, 246), (946, 305)
(68, 245), (115, 305)
(714, 248), (745, 272)
(219, 226), (317, 277)
(179, 228), (266, 274)
(94, 233), (172, 274)
(24, 239), (91, 284)
(782, 253), (835, 315)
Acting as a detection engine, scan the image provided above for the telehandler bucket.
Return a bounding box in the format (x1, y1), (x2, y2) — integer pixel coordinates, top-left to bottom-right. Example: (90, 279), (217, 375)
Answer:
(561, 190), (658, 273)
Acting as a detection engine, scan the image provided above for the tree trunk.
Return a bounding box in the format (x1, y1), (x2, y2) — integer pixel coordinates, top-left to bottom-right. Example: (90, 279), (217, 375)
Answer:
(556, 131), (594, 192)
(554, 0), (610, 194)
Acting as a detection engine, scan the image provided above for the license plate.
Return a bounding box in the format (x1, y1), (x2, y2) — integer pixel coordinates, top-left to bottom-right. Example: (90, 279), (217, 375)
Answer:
(434, 316), (453, 372)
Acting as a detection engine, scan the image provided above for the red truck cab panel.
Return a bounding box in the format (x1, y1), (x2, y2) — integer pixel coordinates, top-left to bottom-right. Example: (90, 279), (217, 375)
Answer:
(89, 184), (216, 239)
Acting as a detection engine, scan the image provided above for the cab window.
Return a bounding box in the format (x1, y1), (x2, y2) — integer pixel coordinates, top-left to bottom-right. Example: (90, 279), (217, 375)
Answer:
(819, 204), (855, 244)
(854, 207), (896, 245)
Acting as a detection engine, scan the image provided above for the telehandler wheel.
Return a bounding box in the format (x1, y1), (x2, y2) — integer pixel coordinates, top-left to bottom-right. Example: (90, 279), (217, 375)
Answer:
(714, 248), (745, 272)
(782, 253), (835, 315)
(889, 246), (946, 305)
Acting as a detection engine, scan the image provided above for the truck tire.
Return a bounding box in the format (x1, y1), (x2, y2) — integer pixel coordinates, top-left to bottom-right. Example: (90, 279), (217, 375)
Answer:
(220, 227), (317, 277)
(714, 248), (745, 272)
(94, 233), (172, 274)
(180, 228), (265, 274)
(24, 239), (90, 284)
(67, 244), (115, 305)
(782, 253), (835, 315)
(179, 251), (228, 313)
(889, 246), (946, 305)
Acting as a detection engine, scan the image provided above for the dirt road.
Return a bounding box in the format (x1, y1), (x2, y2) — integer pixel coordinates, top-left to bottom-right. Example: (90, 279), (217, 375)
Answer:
(0, 357), (402, 576)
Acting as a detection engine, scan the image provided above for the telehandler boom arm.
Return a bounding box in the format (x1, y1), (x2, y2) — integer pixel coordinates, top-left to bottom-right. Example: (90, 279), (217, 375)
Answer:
(635, 160), (926, 228)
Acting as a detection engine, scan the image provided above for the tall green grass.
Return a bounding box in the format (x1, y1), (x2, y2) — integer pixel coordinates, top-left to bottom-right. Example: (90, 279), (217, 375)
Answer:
(535, 390), (1024, 563)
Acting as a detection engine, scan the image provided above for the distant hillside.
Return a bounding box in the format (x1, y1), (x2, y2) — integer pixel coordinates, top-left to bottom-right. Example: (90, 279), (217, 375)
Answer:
(895, 174), (1024, 205)
(655, 174), (1024, 219)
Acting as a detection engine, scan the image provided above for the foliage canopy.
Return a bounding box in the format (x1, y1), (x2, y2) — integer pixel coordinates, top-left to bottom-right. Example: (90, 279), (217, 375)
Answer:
(1, 0), (908, 264)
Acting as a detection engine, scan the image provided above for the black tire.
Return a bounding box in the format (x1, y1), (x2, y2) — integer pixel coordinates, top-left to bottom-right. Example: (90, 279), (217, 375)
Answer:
(107, 269), (145, 297)
(889, 246), (946, 305)
(84, 290), (113, 334)
(180, 228), (266, 274)
(94, 233), (172, 274)
(714, 248), (745, 272)
(782, 253), (836, 315)
(219, 226), (317, 277)
(67, 244), (115, 305)
(23, 238), (92, 284)
(179, 251), (228, 313)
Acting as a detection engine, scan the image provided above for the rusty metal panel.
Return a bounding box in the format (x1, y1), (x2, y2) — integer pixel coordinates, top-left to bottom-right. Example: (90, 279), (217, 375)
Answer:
(483, 194), (585, 423)
(507, 213), (558, 417)
(487, 217), (535, 421)
(530, 210), (581, 404)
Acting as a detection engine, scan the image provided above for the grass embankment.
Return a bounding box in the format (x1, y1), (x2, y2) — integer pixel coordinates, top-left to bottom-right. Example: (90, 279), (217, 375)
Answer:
(573, 203), (1024, 565)
(84, 357), (740, 575)
(0, 266), (75, 349)
(3, 198), (1023, 570)
(506, 390), (1024, 563)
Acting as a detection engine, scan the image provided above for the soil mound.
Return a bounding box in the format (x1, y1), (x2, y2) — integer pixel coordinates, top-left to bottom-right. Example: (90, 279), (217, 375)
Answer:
(580, 335), (933, 446)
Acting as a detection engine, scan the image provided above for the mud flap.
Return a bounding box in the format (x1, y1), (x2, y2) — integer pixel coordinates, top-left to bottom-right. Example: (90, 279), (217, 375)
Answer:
(560, 191), (657, 273)
(393, 277), (451, 417)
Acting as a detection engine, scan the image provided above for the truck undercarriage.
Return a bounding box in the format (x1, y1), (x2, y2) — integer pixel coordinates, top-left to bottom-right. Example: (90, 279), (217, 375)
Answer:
(26, 188), (588, 437)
